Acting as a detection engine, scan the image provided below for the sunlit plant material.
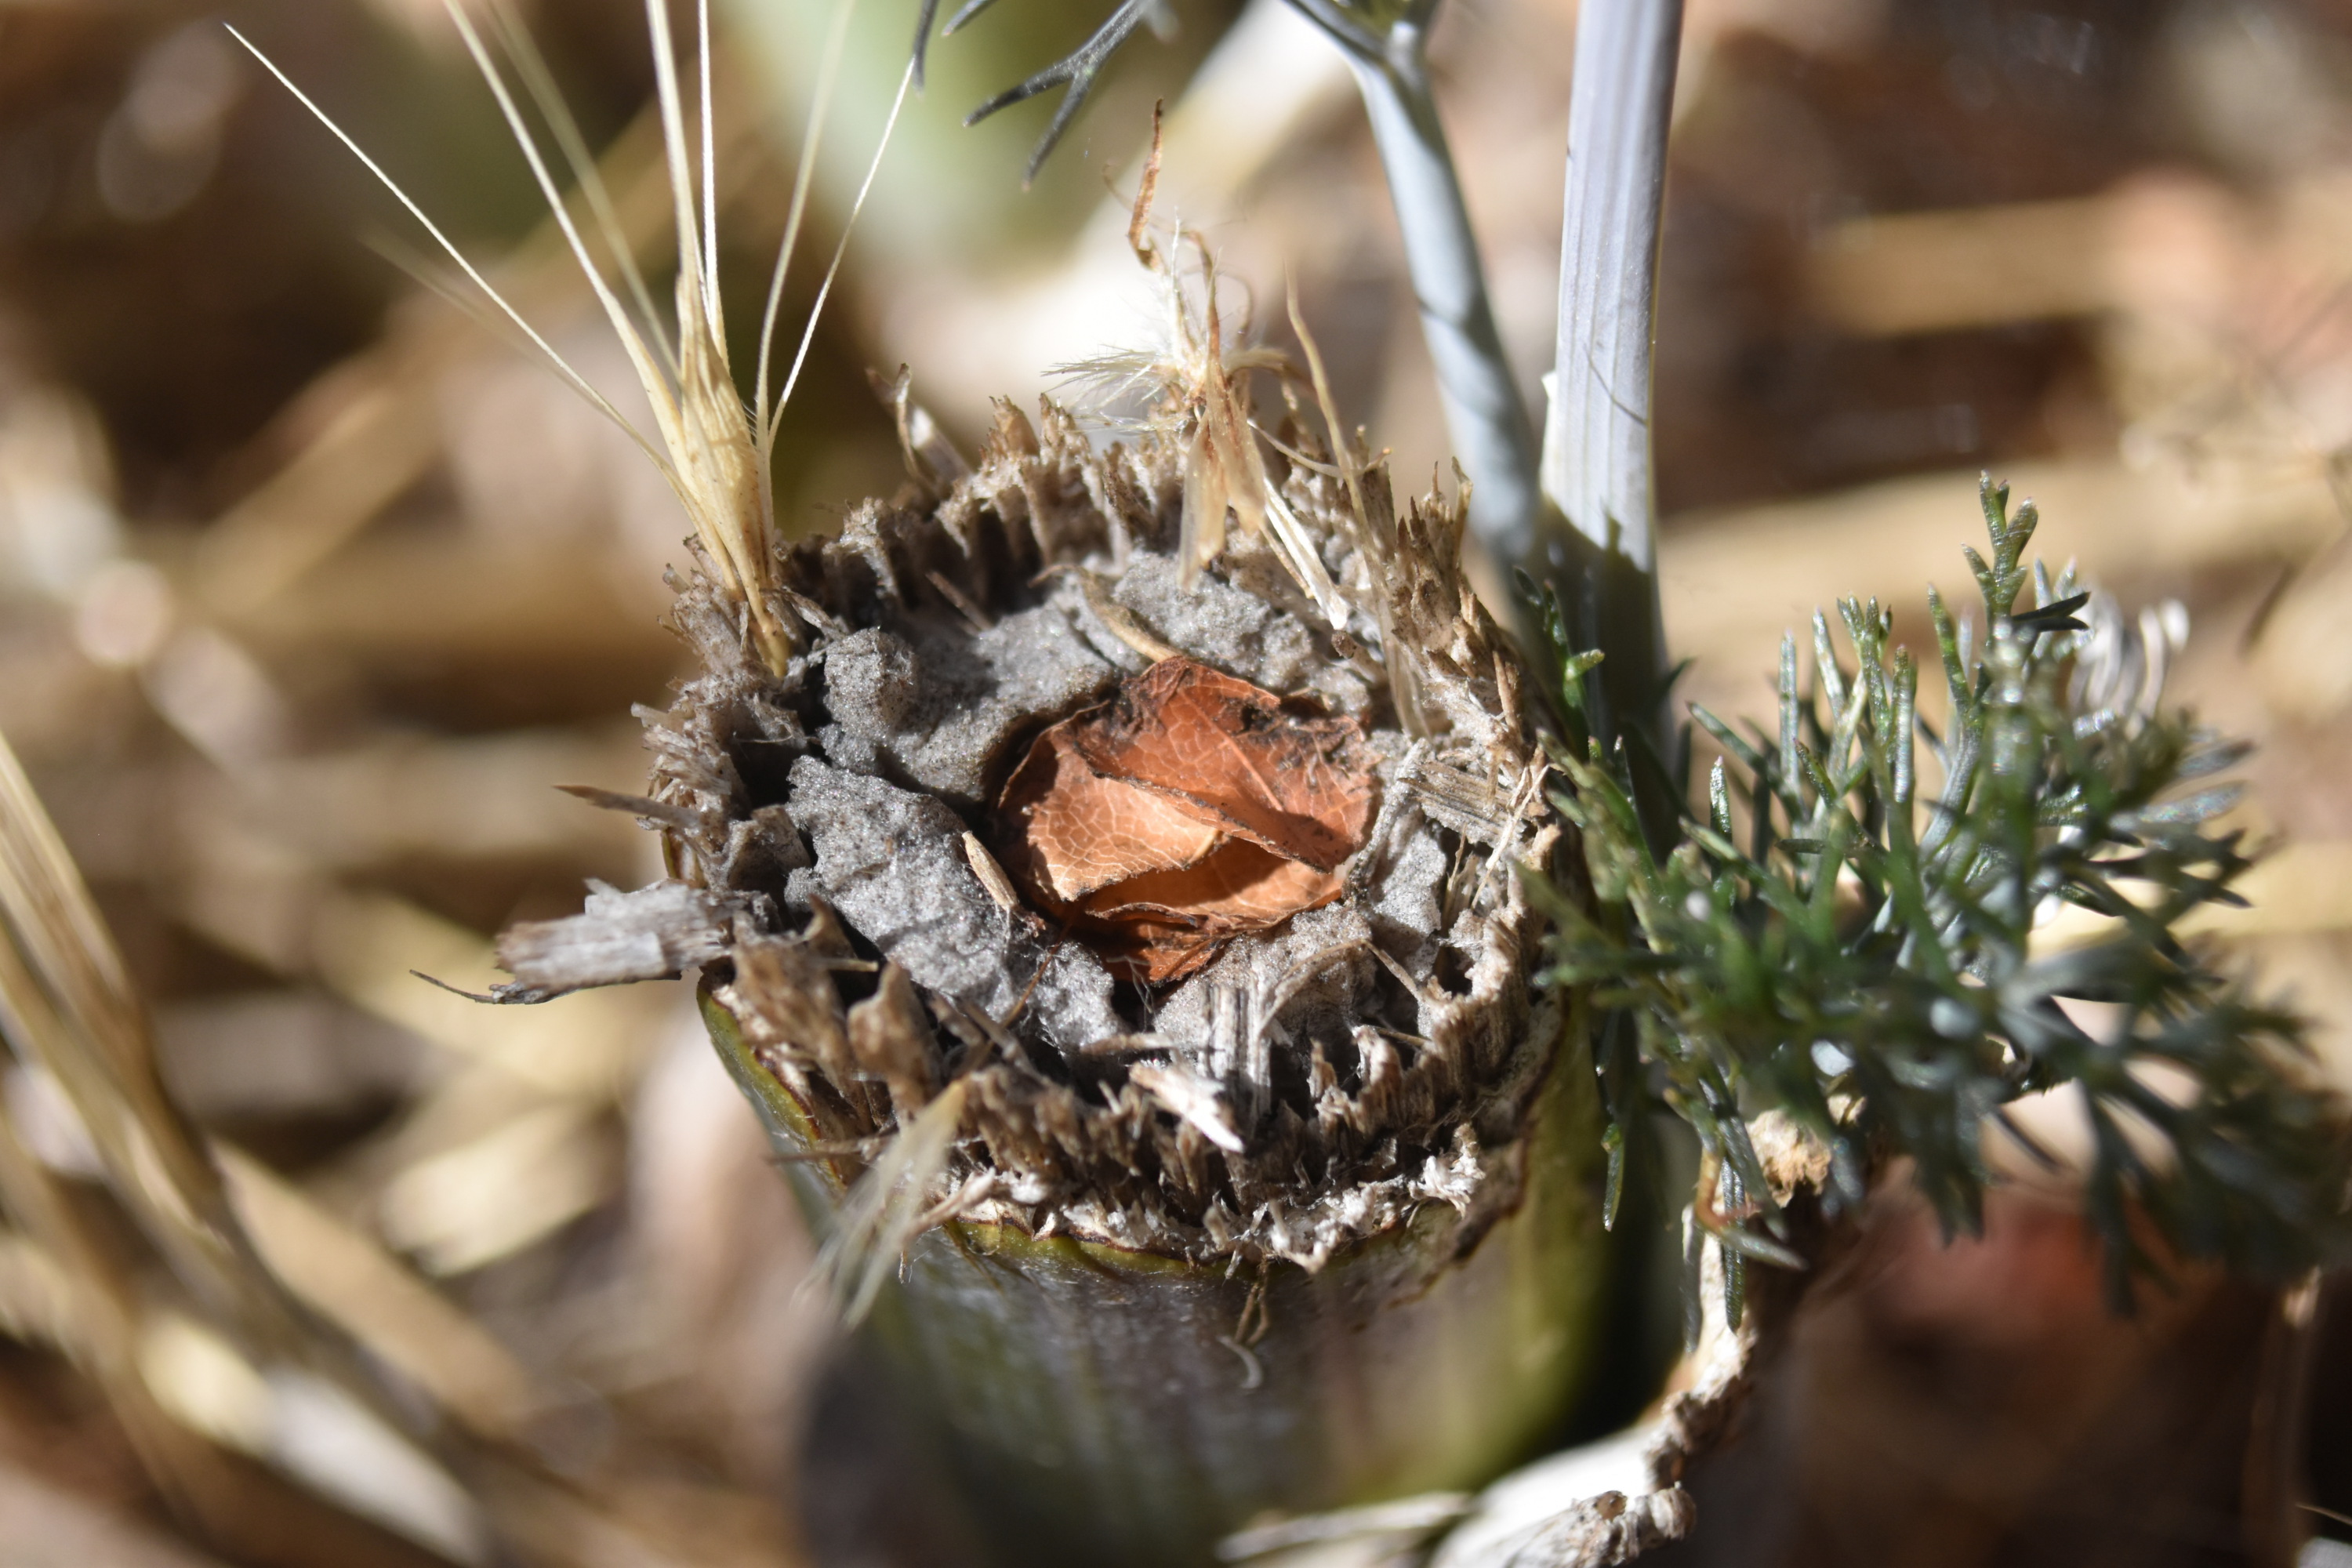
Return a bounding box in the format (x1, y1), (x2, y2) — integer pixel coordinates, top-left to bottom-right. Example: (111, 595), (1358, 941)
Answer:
(1524, 477), (2351, 1318)
(944, 0), (1544, 561)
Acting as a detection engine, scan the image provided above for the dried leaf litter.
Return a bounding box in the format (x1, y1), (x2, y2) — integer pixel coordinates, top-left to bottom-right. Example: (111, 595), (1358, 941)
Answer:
(497, 400), (1566, 1271)
(996, 654), (1376, 983)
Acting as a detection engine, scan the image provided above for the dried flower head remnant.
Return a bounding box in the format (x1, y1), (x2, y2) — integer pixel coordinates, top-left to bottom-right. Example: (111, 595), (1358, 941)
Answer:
(476, 114), (1568, 1275)
(519, 379), (1563, 1275)
(996, 655), (1377, 982)
(245, 0), (1575, 1295)
(586, 366), (1604, 1561)
(220, 2), (1599, 1559)
(481, 210), (1566, 1276)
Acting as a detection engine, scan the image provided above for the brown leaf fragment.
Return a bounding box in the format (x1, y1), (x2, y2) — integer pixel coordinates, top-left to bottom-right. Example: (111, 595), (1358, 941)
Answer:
(996, 728), (1221, 903)
(994, 655), (1374, 982)
(1091, 924), (1226, 985)
(1069, 656), (1374, 871)
(1080, 841), (1341, 928)
(720, 927), (855, 1092)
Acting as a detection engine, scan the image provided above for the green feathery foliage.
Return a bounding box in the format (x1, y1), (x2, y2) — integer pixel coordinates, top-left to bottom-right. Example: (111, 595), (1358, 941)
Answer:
(1522, 476), (2350, 1316)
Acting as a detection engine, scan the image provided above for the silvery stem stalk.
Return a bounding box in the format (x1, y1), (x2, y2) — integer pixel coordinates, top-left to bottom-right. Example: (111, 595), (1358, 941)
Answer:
(1281, 1), (1541, 565)
(1543, 0), (1682, 748)
(1345, 41), (1542, 564)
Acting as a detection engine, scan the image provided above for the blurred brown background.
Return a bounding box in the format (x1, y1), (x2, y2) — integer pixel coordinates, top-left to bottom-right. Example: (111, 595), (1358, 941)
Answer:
(0, 0), (2349, 1563)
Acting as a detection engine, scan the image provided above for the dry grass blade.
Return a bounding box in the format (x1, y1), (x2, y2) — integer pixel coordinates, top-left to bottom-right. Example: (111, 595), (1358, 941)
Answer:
(0, 726), (273, 1329)
(190, 96), (752, 620)
(0, 728), (510, 1563)
(811, 1076), (971, 1323)
(441, 0), (786, 666)
(242, 0), (916, 682)
(215, 1148), (545, 1442)
(226, 25), (662, 477)
(0, 717), (822, 1563)
(0, 1078), (199, 1499)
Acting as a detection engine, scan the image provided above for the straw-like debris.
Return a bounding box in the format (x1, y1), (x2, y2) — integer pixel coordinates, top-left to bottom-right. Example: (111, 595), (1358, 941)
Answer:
(501, 395), (1560, 1272)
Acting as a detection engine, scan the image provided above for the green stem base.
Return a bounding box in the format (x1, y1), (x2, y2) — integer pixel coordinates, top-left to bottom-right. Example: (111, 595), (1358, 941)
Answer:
(705, 990), (1608, 1568)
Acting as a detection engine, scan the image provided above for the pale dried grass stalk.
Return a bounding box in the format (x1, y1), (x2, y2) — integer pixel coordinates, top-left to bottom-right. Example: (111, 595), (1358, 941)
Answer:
(0, 728), (485, 1555)
(238, 0), (909, 677)
(0, 728), (287, 1341)
(0, 710), (812, 1563)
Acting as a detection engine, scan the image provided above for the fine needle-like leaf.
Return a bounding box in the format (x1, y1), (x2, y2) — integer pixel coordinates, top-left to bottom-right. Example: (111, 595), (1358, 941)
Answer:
(963, 0), (1160, 185)
(757, 0), (860, 472)
(251, 0), (911, 676)
(769, 60), (916, 444)
(1531, 472), (2350, 1307)
(226, 24), (666, 477)
(481, 0), (676, 370)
